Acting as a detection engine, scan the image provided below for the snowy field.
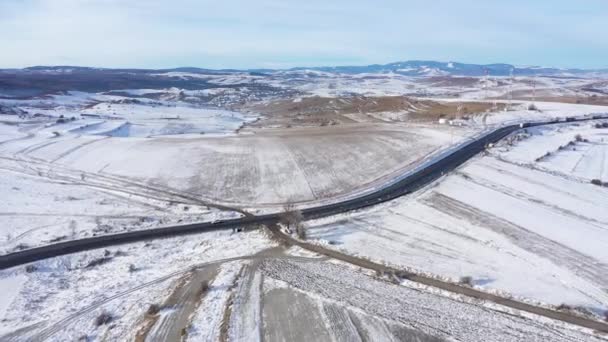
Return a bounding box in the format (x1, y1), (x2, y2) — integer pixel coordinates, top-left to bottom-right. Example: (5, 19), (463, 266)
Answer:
(0, 156), (241, 253)
(0, 230), (274, 341)
(1, 99), (251, 252)
(0, 117), (468, 207)
(0, 91), (257, 138)
(307, 121), (608, 318)
(2, 239), (603, 341)
(499, 121), (608, 181)
(258, 258), (607, 342)
(1, 68), (608, 341)
(147, 69), (607, 100)
(477, 101), (608, 126)
(256, 71), (607, 100)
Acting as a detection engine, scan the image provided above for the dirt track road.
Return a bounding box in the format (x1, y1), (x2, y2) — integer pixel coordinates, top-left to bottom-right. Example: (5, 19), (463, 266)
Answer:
(267, 224), (608, 335)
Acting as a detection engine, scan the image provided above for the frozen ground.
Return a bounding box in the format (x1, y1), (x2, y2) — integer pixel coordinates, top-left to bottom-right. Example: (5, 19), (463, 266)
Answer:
(307, 121), (608, 317)
(474, 100), (608, 126)
(0, 152), (242, 253)
(0, 230), (274, 341)
(3, 240), (603, 342)
(0, 115), (470, 207)
(258, 258), (607, 342)
(1, 68), (607, 341)
(256, 71), (607, 101)
(498, 120), (608, 181)
(0, 91), (257, 138)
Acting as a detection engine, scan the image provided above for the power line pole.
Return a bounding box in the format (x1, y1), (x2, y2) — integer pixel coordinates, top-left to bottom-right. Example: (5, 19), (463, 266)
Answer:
(484, 68), (489, 100)
(532, 75), (536, 104)
(507, 68), (514, 111)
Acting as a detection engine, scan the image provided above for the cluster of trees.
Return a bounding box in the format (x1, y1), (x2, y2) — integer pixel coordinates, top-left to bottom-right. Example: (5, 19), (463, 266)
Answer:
(279, 202), (306, 239)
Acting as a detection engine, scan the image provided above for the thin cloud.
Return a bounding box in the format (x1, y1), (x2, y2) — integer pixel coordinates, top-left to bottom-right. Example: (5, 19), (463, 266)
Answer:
(0, 0), (606, 68)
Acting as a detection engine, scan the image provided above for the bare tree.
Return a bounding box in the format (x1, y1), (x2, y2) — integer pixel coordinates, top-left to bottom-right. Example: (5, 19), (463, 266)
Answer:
(295, 224), (307, 240)
(279, 202), (303, 235)
(459, 276), (474, 286)
(94, 311), (113, 326)
(69, 220), (77, 238)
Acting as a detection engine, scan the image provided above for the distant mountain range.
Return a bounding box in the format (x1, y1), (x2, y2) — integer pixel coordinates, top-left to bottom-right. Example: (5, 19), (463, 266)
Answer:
(2, 60), (606, 97)
(288, 60), (608, 77)
(10, 60), (608, 77)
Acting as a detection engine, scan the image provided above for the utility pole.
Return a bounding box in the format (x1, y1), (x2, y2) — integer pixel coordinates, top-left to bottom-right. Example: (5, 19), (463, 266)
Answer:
(507, 68), (514, 111)
(532, 75), (536, 105)
(492, 72), (498, 111)
(484, 68), (489, 100)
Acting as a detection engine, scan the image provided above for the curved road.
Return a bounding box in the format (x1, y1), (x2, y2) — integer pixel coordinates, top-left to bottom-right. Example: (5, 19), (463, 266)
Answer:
(0, 115), (605, 270)
(2, 114), (608, 335)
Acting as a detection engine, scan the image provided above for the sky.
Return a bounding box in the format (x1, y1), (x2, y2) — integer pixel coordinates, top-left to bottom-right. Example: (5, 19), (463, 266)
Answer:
(0, 0), (607, 69)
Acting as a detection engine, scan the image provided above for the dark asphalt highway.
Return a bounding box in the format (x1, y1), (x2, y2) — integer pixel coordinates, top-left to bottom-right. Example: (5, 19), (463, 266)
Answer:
(0, 115), (605, 270)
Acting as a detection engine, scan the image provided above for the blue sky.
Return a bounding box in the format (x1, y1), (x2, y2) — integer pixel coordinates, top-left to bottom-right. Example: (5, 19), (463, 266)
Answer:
(1, 0), (607, 69)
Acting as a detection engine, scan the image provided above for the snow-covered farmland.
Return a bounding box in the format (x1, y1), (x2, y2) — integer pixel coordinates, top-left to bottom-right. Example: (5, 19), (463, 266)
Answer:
(3, 239), (601, 342)
(1, 68), (607, 341)
(0, 118), (469, 206)
(0, 156), (239, 253)
(499, 121), (608, 181)
(481, 101), (608, 126)
(80, 102), (255, 137)
(0, 91), (257, 137)
(258, 258), (605, 342)
(0, 230), (274, 341)
(307, 121), (608, 316)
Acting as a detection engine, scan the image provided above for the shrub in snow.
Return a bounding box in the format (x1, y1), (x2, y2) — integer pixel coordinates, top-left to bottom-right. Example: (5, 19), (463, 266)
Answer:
(25, 265), (37, 273)
(395, 270), (411, 279)
(279, 202), (303, 232)
(296, 224), (307, 240)
(147, 304), (161, 316)
(114, 250), (128, 257)
(200, 281), (210, 294)
(128, 264), (138, 272)
(575, 134), (583, 142)
(535, 151), (552, 162)
(86, 256), (113, 268)
(459, 276), (474, 286)
(14, 243), (30, 251)
(556, 303), (572, 311)
(95, 312), (113, 326)
(527, 103), (538, 111)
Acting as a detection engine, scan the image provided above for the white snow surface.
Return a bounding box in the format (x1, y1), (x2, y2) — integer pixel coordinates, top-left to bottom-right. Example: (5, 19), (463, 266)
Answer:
(0, 230), (273, 340)
(0, 156), (240, 253)
(0, 91), (257, 138)
(307, 121), (608, 315)
(261, 258), (608, 342)
(185, 261), (244, 341)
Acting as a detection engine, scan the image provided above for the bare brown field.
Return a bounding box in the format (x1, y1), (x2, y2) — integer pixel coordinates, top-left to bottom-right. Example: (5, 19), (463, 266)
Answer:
(511, 95), (608, 106)
(244, 96), (500, 127)
(417, 76), (481, 87)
